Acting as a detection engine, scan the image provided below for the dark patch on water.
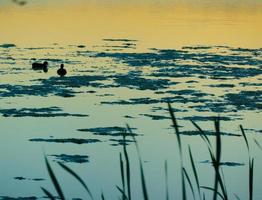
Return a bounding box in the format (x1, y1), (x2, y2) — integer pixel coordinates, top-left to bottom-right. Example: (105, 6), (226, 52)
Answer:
(0, 83), (78, 98)
(0, 75), (108, 98)
(77, 126), (137, 136)
(140, 114), (170, 120)
(124, 115), (135, 119)
(186, 80), (198, 83)
(101, 97), (160, 105)
(0, 197), (37, 200)
(94, 47), (262, 79)
(50, 154), (89, 163)
(182, 46), (213, 50)
(14, 176), (26, 180)
(14, 177), (44, 181)
(239, 82), (262, 87)
(103, 38), (138, 42)
(101, 44), (136, 49)
(208, 84), (235, 88)
(0, 44), (16, 48)
(166, 89), (214, 98)
(96, 93), (114, 97)
(200, 160), (245, 167)
(102, 95), (213, 106)
(77, 45), (86, 48)
(110, 138), (134, 146)
(224, 90), (262, 110)
(151, 106), (187, 113)
(182, 116), (232, 121)
(39, 75), (107, 88)
(179, 130), (240, 137)
(0, 107), (88, 117)
(29, 138), (100, 144)
(113, 74), (171, 90)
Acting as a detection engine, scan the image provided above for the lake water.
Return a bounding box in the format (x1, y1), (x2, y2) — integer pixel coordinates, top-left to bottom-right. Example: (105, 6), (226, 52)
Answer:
(0, 1), (261, 199)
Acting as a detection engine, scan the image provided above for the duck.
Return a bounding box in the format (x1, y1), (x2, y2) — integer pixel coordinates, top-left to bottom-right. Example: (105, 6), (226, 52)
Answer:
(32, 61), (48, 72)
(57, 64), (67, 77)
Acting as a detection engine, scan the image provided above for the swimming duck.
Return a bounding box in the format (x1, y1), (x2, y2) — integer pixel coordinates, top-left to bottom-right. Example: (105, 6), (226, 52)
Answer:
(57, 64), (67, 77)
(32, 61), (48, 72)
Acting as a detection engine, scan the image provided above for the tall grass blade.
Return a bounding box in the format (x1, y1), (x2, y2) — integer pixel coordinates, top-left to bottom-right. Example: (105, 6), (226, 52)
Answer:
(240, 125), (249, 153)
(201, 186), (224, 200)
(188, 146), (201, 199)
(101, 192), (105, 200)
(167, 103), (186, 200)
(116, 185), (129, 200)
(120, 153), (126, 200)
(249, 158), (254, 200)
(167, 102), (182, 154)
(44, 156), (65, 200)
(140, 161), (149, 200)
(254, 138), (262, 151)
(122, 129), (131, 200)
(190, 120), (211, 149)
(165, 160), (169, 200)
(213, 117), (222, 200)
(183, 167), (196, 200)
(234, 194), (241, 200)
(58, 162), (94, 200)
(41, 187), (56, 200)
(126, 124), (149, 200)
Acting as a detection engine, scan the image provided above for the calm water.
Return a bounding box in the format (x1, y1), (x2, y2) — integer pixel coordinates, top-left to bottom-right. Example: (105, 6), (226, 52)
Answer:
(0, 1), (261, 199)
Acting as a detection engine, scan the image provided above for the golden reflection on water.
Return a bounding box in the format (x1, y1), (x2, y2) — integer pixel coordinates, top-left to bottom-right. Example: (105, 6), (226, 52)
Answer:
(0, 1), (261, 48)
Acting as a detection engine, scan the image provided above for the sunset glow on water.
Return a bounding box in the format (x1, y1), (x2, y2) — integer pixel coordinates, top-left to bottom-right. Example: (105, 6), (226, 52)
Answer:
(0, 1), (261, 199)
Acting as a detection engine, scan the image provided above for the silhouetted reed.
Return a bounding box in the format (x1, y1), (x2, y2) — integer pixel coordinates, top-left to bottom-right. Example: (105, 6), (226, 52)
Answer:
(41, 103), (258, 200)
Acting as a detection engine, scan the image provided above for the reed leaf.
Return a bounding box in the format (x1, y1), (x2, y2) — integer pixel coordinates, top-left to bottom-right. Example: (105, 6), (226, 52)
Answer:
(44, 156), (65, 200)
(116, 185), (129, 200)
(58, 162), (94, 200)
(126, 124), (149, 200)
(101, 192), (105, 200)
(234, 194), (241, 200)
(183, 167), (196, 200)
(253, 138), (262, 151)
(249, 158), (254, 200)
(120, 153), (126, 200)
(240, 125), (249, 153)
(188, 146), (201, 199)
(167, 102), (182, 155)
(41, 187), (56, 200)
(122, 129), (131, 200)
(165, 160), (169, 200)
(190, 120), (211, 149)
(201, 186), (224, 200)
(139, 161), (149, 200)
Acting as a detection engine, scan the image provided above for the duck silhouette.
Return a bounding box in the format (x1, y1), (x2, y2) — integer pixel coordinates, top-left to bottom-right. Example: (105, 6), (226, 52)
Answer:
(32, 61), (48, 72)
(57, 64), (67, 77)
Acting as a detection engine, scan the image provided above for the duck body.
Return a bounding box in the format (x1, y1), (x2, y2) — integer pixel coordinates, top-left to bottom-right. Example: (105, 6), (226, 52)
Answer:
(57, 64), (67, 77)
(32, 61), (48, 72)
